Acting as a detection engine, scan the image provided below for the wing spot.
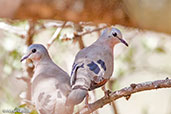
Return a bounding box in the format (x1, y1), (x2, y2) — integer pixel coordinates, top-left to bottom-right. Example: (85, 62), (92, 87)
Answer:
(44, 95), (51, 106)
(87, 61), (100, 74)
(97, 59), (106, 71)
(38, 92), (45, 102)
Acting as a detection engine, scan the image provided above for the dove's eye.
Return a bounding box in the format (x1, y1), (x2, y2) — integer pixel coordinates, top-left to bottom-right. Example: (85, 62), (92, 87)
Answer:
(32, 49), (37, 53)
(112, 32), (117, 37)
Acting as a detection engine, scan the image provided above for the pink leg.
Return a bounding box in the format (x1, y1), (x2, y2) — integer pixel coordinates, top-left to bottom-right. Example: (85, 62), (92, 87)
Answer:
(85, 93), (89, 106)
(85, 93), (92, 111)
(102, 85), (112, 105)
(101, 85), (111, 97)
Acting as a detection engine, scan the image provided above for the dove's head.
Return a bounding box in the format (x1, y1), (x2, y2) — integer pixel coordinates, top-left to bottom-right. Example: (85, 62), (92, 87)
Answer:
(21, 44), (50, 63)
(101, 27), (128, 47)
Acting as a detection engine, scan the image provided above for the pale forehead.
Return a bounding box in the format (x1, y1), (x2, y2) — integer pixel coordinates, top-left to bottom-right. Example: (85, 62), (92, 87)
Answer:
(27, 44), (46, 51)
(111, 28), (121, 34)
(102, 27), (122, 35)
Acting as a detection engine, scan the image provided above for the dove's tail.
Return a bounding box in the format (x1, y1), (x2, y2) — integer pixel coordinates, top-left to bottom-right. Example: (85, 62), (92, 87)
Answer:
(66, 88), (88, 106)
(66, 62), (91, 106)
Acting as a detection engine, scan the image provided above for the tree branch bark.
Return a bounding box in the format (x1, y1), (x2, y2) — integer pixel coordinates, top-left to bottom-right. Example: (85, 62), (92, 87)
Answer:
(75, 26), (107, 37)
(46, 21), (66, 49)
(77, 78), (171, 114)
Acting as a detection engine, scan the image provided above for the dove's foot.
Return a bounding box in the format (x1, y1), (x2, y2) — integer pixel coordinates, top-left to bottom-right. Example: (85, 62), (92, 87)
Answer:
(102, 86), (112, 105)
(104, 90), (112, 97)
(85, 93), (89, 105)
(101, 86), (112, 98)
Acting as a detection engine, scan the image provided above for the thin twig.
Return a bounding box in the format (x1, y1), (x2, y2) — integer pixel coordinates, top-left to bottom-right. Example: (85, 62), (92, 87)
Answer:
(22, 99), (35, 106)
(16, 77), (30, 83)
(61, 26), (109, 42)
(77, 78), (171, 114)
(74, 34), (85, 49)
(0, 22), (27, 38)
(108, 79), (118, 114)
(92, 90), (99, 114)
(111, 102), (118, 114)
(19, 20), (35, 101)
(73, 24), (85, 49)
(46, 21), (66, 49)
(75, 26), (108, 37)
(26, 20), (36, 46)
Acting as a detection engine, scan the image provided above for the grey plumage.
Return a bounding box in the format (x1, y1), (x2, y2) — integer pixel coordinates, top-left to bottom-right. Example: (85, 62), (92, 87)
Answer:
(66, 27), (128, 106)
(21, 44), (73, 114)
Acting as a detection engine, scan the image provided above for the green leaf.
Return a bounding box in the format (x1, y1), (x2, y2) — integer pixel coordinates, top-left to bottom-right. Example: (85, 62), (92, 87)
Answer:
(155, 47), (165, 53)
(30, 109), (38, 114)
(9, 50), (20, 59)
(14, 106), (31, 114)
(19, 104), (27, 108)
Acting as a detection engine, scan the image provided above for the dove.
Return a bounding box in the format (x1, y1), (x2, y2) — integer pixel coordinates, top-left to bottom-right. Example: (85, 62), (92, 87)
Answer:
(66, 27), (128, 106)
(21, 44), (73, 114)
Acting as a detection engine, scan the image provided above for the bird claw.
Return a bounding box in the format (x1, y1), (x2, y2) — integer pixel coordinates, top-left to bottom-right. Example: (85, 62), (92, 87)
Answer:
(102, 86), (111, 98)
(103, 90), (112, 105)
(104, 90), (112, 98)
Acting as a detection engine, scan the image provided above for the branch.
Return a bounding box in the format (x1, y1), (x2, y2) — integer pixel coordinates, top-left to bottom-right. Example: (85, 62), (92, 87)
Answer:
(0, 21), (27, 38)
(61, 26), (108, 42)
(75, 26), (108, 37)
(77, 78), (171, 114)
(19, 20), (35, 101)
(46, 21), (66, 49)
(108, 79), (118, 114)
(16, 77), (30, 83)
(73, 24), (85, 49)
(26, 20), (36, 46)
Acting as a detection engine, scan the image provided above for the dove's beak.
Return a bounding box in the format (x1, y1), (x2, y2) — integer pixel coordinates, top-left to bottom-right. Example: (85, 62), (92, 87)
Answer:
(20, 53), (31, 62)
(117, 37), (129, 47)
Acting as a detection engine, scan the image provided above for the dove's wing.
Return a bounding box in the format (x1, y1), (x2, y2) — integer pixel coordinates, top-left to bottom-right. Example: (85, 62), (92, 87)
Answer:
(71, 43), (114, 90)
